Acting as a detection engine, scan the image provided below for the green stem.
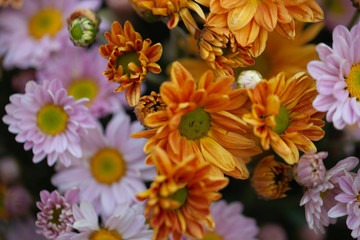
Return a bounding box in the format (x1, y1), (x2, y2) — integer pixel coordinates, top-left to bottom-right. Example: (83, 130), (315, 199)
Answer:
(348, 8), (360, 29)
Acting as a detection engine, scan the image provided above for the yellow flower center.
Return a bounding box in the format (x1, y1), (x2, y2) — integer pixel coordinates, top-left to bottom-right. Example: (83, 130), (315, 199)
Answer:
(37, 104), (68, 135)
(200, 232), (224, 240)
(178, 107), (211, 140)
(169, 187), (188, 207)
(90, 148), (126, 185)
(346, 63), (360, 101)
(67, 78), (98, 104)
(28, 9), (62, 39)
(115, 51), (141, 74)
(271, 106), (290, 135)
(89, 229), (122, 240)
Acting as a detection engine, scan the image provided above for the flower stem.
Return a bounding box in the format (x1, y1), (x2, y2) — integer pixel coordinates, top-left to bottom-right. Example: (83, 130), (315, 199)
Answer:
(348, 8), (360, 29)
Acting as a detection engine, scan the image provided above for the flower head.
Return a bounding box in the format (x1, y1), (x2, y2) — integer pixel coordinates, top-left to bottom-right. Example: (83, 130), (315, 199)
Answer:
(251, 155), (292, 200)
(308, 22), (360, 130)
(237, 70), (263, 89)
(36, 189), (79, 239)
(3, 80), (95, 167)
(99, 21), (162, 106)
(243, 72), (325, 164)
(206, 0), (323, 57)
(137, 146), (229, 240)
(134, 91), (167, 127)
(3, 185), (32, 218)
(52, 111), (155, 217)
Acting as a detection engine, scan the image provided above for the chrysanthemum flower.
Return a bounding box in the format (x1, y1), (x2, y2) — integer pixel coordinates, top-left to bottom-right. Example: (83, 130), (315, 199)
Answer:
(0, 0), (22, 8)
(198, 27), (254, 76)
(132, 61), (262, 179)
(308, 23), (360, 130)
(99, 21), (162, 106)
(37, 45), (124, 118)
(62, 201), (153, 240)
(243, 72), (325, 165)
(0, 0), (101, 69)
(300, 156), (359, 234)
(6, 217), (47, 240)
(251, 155), (292, 200)
(137, 146), (229, 240)
(52, 111), (155, 217)
(3, 185), (32, 218)
(135, 91), (167, 127)
(206, 0), (324, 57)
(36, 189), (79, 239)
(3, 80), (95, 167)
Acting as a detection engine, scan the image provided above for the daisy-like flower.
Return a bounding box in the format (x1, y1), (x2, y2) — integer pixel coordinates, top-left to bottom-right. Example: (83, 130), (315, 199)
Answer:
(251, 155), (292, 200)
(36, 189), (79, 239)
(99, 21), (162, 107)
(300, 156), (359, 234)
(37, 45), (123, 118)
(308, 23), (360, 130)
(0, 0), (22, 8)
(62, 200), (153, 240)
(52, 111), (155, 217)
(132, 61), (262, 179)
(0, 0), (101, 69)
(198, 27), (254, 76)
(243, 72), (325, 165)
(205, 0), (323, 57)
(3, 80), (95, 167)
(137, 146), (229, 240)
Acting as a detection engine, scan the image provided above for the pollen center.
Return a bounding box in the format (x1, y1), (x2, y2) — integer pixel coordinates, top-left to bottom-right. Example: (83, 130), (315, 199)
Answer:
(90, 148), (126, 185)
(68, 78), (98, 104)
(169, 187), (188, 207)
(178, 107), (211, 140)
(201, 232), (224, 240)
(346, 63), (360, 101)
(49, 207), (63, 225)
(115, 51), (141, 74)
(89, 229), (122, 240)
(37, 104), (68, 135)
(28, 9), (62, 39)
(271, 106), (290, 135)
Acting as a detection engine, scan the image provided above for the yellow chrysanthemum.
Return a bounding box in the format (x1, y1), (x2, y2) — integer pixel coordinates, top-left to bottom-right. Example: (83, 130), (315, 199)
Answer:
(206, 0), (324, 57)
(137, 146), (228, 240)
(243, 72), (325, 165)
(132, 61), (262, 179)
(0, 0), (22, 8)
(99, 21), (163, 106)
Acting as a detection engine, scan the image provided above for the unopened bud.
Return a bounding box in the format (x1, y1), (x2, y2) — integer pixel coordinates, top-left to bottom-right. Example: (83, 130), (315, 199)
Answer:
(237, 70), (262, 89)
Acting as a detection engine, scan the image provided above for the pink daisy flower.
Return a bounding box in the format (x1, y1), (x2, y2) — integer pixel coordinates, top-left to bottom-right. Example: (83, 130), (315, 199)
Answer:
(3, 79), (96, 167)
(300, 156), (359, 234)
(328, 169), (360, 239)
(37, 45), (125, 118)
(60, 200), (152, 240)
(5, 217), (47, 240)
(0, 0), (101, 69)
(52, 111), (155, 217)
(36, 189), (79, 239)
(307, 22), (360, 129)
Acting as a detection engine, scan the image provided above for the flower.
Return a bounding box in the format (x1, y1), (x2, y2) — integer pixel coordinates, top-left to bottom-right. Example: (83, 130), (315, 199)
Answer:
(5, 217), (47, 240)
(206, 0), (324, 57)
(251, 155), (292, 200)
(317, 0), (356, 30)
(0, 0), (101, 69)
(37, 45), (124, 118)
(198, 27), (254, 76)
(134, 91), (167, 127)
(0, 156), (20, 184)
(3, 80), (95, 167)
(3, 185), (32, 218)
(243, 72), (325, 164)
(52, 111), (155, 217)
(258, 223), (287, 240)
(137, 146), (229, 240)
(293, 150), (327, 188)
(237, 70), (263, 89)
(63, 201), (153, 240)
(308, 22), (360, 130)
(99, 20), (162, 106)
(67, 10), (99, 47)
(132, 61), (262, 179)
(0, 0), (22, 8)
(36, 189), (79, 239)
(300, 156), (359, 234)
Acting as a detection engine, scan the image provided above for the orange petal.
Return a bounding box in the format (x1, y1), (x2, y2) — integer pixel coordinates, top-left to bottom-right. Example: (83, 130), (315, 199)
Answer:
(227, 3), (257, 31)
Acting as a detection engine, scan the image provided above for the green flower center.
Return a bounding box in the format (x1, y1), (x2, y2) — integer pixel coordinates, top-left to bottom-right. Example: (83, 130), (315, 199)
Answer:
(115, 51), (141, 74)
(28, 9), (62, 39)
(89, 229), (122, 240)
(271, 106), (290, 135)
(169, 187), (188, 207)
(50, 207), (63, 225)
(201, 232), (224, 240)
(70, 24), (83, 40)
(37, 104), (68, 135)
(178, 107), (211, 140)
(346, 63), (360, 101)
(67, 78), (98, 104)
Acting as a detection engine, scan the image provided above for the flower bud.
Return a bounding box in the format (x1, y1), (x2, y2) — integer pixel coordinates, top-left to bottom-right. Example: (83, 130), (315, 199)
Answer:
(237, 70), (262, 89)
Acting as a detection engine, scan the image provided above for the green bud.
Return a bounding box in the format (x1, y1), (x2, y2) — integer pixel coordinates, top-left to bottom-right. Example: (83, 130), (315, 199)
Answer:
(68, 14), (98, 47)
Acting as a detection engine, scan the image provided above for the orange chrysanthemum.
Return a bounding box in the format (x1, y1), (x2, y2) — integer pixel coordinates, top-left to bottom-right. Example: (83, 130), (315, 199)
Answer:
(99, 21), (163, 106)
(206, 0), (324, 57)
(243, 72), (325, 165)
(134, 91), (167, 127)
(198, 27), (255, 76)
(0, 0), (22, 8)
(137, 146), (228, 240)
(132, 61), (261, 179)
(251, 155), (292, 200)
